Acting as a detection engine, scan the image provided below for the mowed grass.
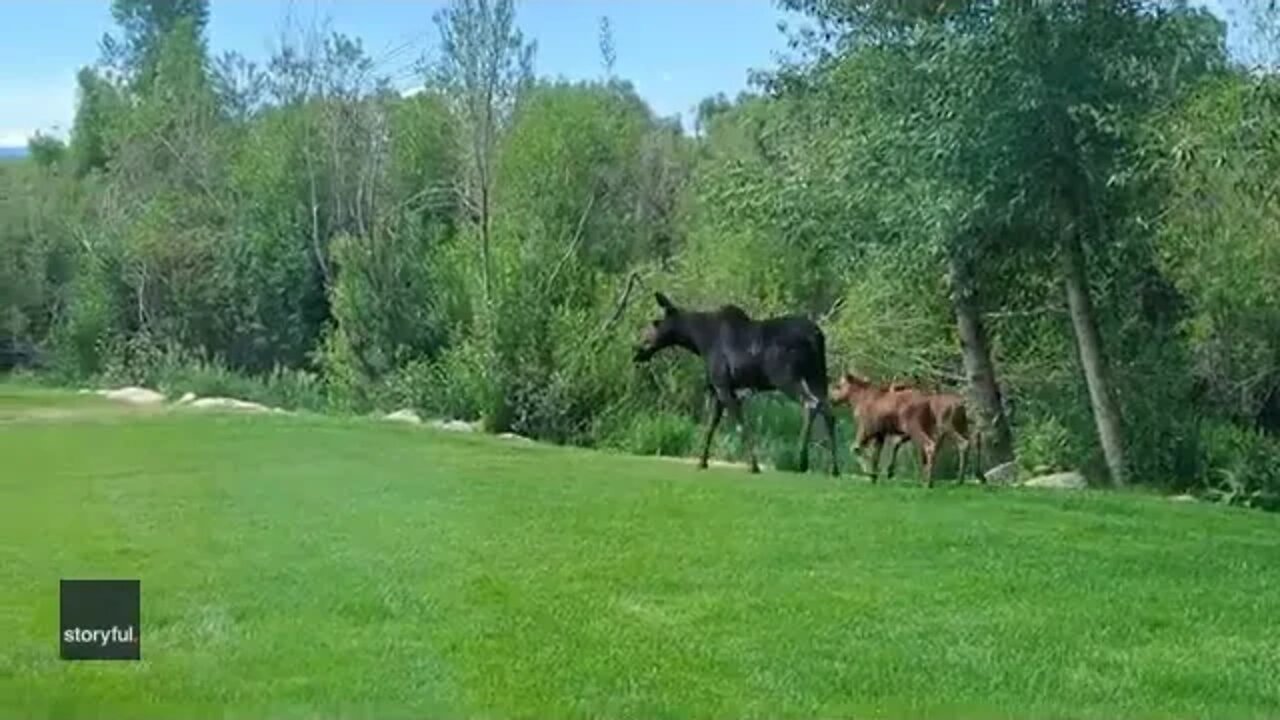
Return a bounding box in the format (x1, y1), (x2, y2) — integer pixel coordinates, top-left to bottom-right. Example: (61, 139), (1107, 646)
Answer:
(1, 386), (1278, 719)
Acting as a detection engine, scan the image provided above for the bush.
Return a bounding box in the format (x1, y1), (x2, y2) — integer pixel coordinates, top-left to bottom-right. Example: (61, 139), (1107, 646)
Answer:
(1016, 413), (1074, 474)
(1198, 422), (1280, 511)
(613, 412), (699, 458)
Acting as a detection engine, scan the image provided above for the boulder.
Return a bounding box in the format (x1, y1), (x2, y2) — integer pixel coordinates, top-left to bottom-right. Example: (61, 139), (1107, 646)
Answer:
(1021, 471), (1087, 490)
(428, 419), (478, 433)
(97, 386), (166, 405)
(176, 392), (197, 405)
(984, 461), (1021, 485)
(497, 432), (533, 443)
(189, 397), (270, 413)
(384, 409), (423, 424)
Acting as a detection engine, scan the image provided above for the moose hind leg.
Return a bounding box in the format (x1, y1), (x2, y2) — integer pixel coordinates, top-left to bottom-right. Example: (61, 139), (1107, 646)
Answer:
(797, 404), (814, 474)
(699, 395), (725, 470)
(821, 400), (839, 477)
(722, 390), (760, 474)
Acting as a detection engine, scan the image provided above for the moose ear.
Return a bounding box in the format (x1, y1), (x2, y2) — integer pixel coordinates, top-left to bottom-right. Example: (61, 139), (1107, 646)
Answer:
(654, 292), (676, 314)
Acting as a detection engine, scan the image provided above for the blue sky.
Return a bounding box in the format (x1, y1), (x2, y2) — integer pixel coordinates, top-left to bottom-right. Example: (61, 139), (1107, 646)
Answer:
(0, 0), (1256, 147)
(0, 0), (806, 146)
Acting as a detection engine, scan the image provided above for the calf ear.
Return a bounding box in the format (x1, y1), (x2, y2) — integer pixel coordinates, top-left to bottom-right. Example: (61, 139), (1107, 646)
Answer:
(655, 292), (677, 314)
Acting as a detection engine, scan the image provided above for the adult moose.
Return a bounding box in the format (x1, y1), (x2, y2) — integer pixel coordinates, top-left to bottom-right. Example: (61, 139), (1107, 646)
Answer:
(633, 292), (839, 476)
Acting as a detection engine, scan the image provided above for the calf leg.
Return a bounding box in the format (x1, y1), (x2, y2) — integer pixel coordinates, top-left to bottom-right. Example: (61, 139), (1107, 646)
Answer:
(699, 395), (725, 470)
(952, 431), (970, 483)
(885, 435), (905, 479)
(858, 431), (883, 483)
(908, 428), (938, 488)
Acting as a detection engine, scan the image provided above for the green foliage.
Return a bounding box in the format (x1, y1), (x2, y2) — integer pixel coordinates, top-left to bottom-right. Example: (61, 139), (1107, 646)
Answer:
(1153, 74), (1280, 424)
(5, 0), (1280, 508)
(104, 0), (211, 91)
(606, 411), (698, 458)
(1199, 421), (1280, 510)
(25, 133), (66, 169)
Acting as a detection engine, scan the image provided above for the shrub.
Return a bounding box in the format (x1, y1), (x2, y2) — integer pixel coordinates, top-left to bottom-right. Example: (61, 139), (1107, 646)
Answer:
(615, 412), (698, 458)
(1198, 421), (1280, 511)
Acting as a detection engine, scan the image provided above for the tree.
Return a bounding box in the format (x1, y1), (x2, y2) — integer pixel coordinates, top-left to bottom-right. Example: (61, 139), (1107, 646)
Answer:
(68, 68), (120, 177)
(774, 0), (1020, 469)
(102, 0), (210, 92)
(427, 0), (536, 309)
(598, 15), (617, 79)
(27, 133), (67, 170)
(775, 0), (1226, 484)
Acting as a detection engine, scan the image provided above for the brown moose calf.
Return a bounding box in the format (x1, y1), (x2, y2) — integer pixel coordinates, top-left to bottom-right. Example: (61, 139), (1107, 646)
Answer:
(831, 373), (938, 486)
(887, 381), (983, 482)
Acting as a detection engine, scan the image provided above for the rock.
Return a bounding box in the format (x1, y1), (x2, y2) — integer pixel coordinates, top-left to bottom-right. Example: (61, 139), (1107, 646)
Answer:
(176, 392), (197, 405)
(384, 409), (423, 424)
(427, 419), (477, 433)
(1021, 471), (1087, 490)
(497, 432), (533, 443)
(98, 386), (166, 405)
(189, 397), (270, 413)
(77, 389), (93, 395)
(984, 461), (1020, 485)
(1169, 493), (1198, 503)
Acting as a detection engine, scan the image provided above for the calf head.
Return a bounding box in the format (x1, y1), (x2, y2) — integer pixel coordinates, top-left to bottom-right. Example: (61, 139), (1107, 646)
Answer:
(831, 372), (873, 404)
(633, 292), (682, 363)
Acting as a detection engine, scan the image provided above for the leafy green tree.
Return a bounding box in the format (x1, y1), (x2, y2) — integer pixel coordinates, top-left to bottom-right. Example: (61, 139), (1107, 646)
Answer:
(102, 0), (210, 92)
(427, 0), (536, 308)
(26, 133), (67, 170)
(68, 68), (121, 177)
(775, 0), (1227, 483)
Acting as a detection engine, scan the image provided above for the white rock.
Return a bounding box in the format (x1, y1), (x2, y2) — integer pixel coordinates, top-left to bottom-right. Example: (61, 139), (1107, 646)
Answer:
(984, 461), (1021, 485)
(189, 397), (270, 413)
(384, 409), (423, 424)
(98, 386), (166, 405)
(1021, 471), (1087, 490)
(497, 432), (533, 443)
(1169, 493), (1198, 503)
(176, 392), (197, 404)
(427, 419), (477, 433)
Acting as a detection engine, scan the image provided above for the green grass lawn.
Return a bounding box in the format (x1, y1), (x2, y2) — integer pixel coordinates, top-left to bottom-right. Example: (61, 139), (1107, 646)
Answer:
(1, 385), (1278, 719)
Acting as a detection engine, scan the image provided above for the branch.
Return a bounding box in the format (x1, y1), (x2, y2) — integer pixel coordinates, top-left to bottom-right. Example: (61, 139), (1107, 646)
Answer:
(154, 130), (229, 218)
(599, 270), (642, 336)
(541, 188), (601, 297)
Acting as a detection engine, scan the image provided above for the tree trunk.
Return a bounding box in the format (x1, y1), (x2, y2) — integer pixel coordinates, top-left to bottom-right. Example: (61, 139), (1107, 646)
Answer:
(948, 250), (1015, 468)
(1059, 222), (1129, 487)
